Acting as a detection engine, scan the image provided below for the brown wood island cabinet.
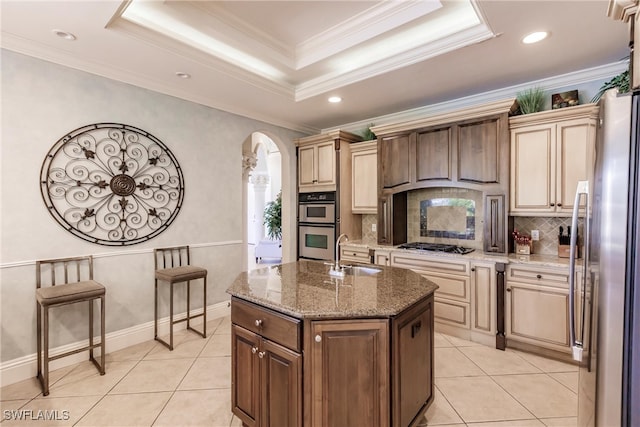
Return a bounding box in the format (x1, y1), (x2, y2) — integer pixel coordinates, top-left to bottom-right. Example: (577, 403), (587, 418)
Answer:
(227, 260), (439, 427)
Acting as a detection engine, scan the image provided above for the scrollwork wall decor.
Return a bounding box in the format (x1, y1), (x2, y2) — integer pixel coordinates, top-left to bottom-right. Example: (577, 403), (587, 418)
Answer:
(40, 123), (185, 246)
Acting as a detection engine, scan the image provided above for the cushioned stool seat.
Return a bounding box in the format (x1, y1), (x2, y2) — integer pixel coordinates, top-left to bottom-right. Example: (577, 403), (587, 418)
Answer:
(155, 266), (207, 283)
(36, 280), (105, 306)
(36, 256), (106, 396)
(154, 246), (208, 350)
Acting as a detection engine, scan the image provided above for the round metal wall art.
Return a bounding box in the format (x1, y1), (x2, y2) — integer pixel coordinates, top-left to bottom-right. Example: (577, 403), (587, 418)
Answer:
(40, 123), (185, 246)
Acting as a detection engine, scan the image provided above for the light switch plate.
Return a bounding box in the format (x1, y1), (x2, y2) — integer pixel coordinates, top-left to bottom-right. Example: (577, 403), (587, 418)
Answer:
(531, 230), (540, 241)
(372, 223), (377, 232)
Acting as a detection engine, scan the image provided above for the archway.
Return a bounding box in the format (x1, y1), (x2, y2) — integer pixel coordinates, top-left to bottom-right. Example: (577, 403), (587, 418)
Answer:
(242, 131), (295, 271)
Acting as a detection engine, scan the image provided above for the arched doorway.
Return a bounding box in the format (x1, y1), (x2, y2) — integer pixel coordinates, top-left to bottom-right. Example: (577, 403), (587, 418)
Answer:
(242, 131), (295, 271)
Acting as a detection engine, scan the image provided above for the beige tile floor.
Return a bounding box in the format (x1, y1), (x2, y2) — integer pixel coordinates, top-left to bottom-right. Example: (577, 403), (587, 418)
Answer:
(0, 315), (578, 427)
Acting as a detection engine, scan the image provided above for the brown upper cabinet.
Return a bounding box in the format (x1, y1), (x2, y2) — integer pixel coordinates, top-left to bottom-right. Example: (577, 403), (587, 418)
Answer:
(373, 99), (515, 251)
(380, 133), (412, 189)
(375, 99), (514, 194)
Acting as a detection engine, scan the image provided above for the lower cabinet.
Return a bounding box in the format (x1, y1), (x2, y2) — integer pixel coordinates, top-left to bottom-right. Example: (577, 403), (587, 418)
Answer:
(374, 249), (392, 266)
(307, 319), (390, 427)
(232, 325), (302, 427)
(390, 252), (496, 339)
(505, 265), (571, 354)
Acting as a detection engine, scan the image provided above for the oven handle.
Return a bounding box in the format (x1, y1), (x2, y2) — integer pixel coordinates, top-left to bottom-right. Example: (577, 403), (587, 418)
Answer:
(298, 222), (336, 228)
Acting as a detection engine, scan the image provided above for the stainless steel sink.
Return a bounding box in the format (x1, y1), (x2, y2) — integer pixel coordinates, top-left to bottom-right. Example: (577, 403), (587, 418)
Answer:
(340, 265), (382, 276)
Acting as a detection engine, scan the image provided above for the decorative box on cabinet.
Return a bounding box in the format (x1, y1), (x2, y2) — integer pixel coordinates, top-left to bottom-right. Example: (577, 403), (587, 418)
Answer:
(509, 105), (598, 216)
(350, 140), (378, 214)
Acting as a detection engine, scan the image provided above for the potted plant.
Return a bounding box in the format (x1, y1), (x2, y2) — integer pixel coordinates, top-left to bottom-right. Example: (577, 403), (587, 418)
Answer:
(591, 69), (630, 103)
(263, 191), (282, 240)
(515, 87), (546, 115)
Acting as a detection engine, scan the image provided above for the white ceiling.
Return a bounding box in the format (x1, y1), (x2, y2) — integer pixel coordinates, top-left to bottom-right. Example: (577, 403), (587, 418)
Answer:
(0, 0), (631, 134)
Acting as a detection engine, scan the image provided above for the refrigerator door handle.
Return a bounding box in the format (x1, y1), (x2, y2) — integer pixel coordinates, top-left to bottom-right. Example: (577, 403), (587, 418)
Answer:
(569, 180), (589, 362)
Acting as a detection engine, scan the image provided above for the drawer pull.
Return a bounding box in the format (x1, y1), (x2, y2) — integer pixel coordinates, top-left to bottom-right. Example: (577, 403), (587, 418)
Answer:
(315, 334), (322, 343)
(507, 288), (512, 292)
(255, 319), (263, 327)
(536, 274), (542, 279)
(258, 351), (266, 358)
(251, 346), (258, 354)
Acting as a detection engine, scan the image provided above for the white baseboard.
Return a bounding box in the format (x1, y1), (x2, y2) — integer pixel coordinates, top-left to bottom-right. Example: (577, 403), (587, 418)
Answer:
(0, 300), (231, 388)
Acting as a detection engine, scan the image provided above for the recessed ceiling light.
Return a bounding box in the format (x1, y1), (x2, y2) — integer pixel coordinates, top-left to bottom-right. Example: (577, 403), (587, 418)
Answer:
(52, 29), (76, 41)
(522, 31), (549, 44)
(175, 72), (191, 79)
(328, 96), (342, 103)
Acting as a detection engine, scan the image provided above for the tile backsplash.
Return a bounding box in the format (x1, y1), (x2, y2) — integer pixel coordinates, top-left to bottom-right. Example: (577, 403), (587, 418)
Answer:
(513, 216), (583, 255)
(408, 188), (484, 250)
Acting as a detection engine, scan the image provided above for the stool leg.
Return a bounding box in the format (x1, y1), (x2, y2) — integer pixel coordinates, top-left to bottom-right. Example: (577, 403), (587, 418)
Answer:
(203, 276), (207, 338)
(36, 301), (42, 389)
(43, 307), (50, 396)
(169, 282), (174, 351)
(89, 299), (94, 362)
(100, 295), (105, 374)
(186, 280), (191, 330)
(154, 279), (158, 340)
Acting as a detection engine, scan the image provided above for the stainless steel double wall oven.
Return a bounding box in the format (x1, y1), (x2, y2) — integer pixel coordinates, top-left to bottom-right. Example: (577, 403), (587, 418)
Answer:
(298, 191), (336, 260)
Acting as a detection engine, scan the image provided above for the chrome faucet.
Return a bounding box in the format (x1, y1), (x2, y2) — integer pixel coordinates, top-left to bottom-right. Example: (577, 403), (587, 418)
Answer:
(334, 233), (348, 271)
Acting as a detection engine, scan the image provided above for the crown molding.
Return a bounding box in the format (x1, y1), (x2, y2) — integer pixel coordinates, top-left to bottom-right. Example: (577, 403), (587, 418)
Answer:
(370, 98), (516, 136)
(326, 61), (628, 135)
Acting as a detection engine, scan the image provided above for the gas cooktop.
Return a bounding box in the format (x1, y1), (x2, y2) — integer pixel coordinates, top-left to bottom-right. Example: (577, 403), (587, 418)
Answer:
(397, 242), (475, 255)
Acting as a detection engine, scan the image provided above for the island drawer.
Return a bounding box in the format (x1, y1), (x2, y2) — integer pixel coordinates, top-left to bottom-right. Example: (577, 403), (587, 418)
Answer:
(231, 298), (301, 351)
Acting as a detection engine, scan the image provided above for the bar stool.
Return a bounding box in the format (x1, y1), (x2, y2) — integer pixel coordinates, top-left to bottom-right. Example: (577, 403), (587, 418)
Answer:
(154, 245), (208, 350)
(36, 255), (106, 396)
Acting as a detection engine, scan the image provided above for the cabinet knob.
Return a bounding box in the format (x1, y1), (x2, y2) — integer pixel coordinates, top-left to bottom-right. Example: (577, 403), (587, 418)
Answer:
(506, 288), (512, 292)
(315, 334), (322, 343)
(255, 319), (263, 327)
(251, 347), (258, 354)
(471, 267), (475, 272)
(557, 203), (562, 207)
(550, 203), (555, 207)
(258, 351), (266, 358)
(536, 274), (542, 279)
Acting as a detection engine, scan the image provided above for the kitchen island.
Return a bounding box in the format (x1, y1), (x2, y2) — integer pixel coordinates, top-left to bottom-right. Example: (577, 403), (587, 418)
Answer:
(227, 260), (438, 427)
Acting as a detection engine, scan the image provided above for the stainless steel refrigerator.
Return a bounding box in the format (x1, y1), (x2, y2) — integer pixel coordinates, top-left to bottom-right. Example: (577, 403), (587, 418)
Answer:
(569, 88), (640, 427)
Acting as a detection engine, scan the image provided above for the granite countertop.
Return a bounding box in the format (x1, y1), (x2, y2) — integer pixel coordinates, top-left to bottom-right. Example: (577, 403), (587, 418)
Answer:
(226, 260), (438, 319)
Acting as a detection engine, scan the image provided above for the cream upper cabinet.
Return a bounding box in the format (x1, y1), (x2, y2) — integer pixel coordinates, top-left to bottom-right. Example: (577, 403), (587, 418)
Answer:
(350, 140), (377, 214)
(509, 105), (598, 216)
(298, 140), (336, 192)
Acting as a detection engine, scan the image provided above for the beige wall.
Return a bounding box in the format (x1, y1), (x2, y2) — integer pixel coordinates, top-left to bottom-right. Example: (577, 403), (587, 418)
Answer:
(0, 49), (305, 364)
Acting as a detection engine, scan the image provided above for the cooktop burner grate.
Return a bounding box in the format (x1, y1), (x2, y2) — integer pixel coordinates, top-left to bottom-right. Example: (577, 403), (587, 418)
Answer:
(397, 242), (475, 255)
